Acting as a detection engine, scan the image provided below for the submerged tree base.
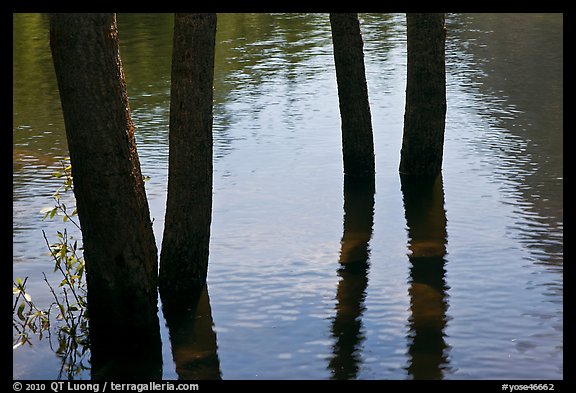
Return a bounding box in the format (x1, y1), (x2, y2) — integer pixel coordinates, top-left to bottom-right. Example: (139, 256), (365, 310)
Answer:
(89, 317), (163, 380)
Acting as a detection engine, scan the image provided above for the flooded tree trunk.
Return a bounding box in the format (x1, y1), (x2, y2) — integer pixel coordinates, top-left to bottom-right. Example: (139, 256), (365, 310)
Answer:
(399, 13), (447, 179)
(160, 13), (217, 306)
(49, 13), (161, 377)
(330, 13), (375, 177)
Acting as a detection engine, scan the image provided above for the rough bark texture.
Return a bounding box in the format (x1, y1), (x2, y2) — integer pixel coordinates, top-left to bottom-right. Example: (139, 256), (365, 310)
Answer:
(49, 13), (161, 377)
(330, 13), (375, 177)
(160, 13), (217, 305)
(400, 13), (447, 179)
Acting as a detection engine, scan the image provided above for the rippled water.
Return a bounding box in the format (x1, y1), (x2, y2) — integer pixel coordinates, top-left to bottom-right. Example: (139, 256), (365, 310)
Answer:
(13, 13), (562, 380)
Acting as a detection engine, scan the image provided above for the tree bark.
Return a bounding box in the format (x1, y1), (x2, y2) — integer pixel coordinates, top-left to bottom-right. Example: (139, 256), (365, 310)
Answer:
(160, 13), (217, 305)
(49, 13), (160, 376)
(399, 13), (447, 179)
(330, 13), (375, 177)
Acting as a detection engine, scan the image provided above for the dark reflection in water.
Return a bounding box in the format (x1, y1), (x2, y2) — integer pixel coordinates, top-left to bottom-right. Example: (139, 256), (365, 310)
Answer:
(401, 174), (450, 380)
(90, 315), (163, 380)
(161, 285), (222, 380)
(328, 175), (375, 379)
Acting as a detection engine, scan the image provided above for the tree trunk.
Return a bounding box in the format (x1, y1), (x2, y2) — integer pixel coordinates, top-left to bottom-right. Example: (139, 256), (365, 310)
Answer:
(330, 13), (375, 177)
(399, 13), (447, 179)
(49, 13), (161, 376)
(160, 13), (217, 305)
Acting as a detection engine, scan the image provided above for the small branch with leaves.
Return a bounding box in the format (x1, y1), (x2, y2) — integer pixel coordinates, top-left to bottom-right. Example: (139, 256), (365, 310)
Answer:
(13, 160), (90, 379)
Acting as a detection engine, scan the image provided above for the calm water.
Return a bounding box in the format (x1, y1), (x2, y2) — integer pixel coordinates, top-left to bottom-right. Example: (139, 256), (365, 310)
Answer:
(12, 13), (563, 380)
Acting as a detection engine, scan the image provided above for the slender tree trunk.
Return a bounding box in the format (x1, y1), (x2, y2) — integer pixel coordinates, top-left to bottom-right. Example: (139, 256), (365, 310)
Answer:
(160, 13), (217, 305)
(49, 13), (161, 376)
(399, 13), (447, 179)
(330, 13), (375, 177)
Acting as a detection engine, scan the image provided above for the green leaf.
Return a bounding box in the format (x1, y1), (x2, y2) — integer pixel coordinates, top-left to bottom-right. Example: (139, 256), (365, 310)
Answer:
(17, 303), (26, 321)
(16, 277), (23, 287)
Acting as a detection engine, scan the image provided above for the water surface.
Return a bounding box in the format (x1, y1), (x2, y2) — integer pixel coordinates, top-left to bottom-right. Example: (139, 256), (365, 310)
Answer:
(13, 13), (562, 380)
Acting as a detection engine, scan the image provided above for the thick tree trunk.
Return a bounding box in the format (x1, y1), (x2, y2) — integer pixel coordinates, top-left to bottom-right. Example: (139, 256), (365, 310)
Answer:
(160, 13), (217, 305)
(399, 13), (447, 179)
(330, 13), (375, 177)
(49, 13), (161, 377)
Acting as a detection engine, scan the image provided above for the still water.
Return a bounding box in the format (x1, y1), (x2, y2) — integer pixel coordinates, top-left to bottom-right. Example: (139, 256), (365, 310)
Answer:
(13, 13), (563, 380)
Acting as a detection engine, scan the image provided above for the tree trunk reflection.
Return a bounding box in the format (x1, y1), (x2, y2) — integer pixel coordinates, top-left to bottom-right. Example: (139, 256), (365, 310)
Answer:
(328, 175), (375, 379)
(162, 285), (221, 380)
(90, 314), (163, 380)
(401, 174), (451, 380)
